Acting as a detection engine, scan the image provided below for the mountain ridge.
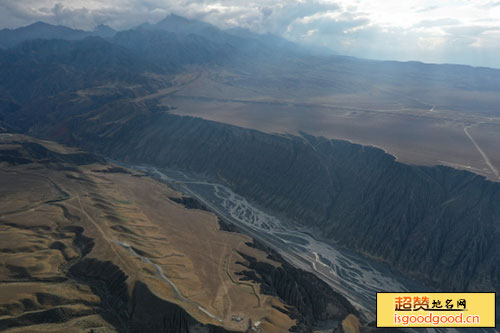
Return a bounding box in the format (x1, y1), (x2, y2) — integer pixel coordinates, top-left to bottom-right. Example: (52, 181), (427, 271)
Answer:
(0, 21), (116, 49)
(33, 108), (497, 297)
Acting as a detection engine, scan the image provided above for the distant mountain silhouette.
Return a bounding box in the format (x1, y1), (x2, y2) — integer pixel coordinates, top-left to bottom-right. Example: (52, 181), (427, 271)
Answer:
(0, 37), (161, 105)
(141, 14), (221, 37)
(112, 29), (236, 69)
(94, 24), (116, 38)
(137, 14), (307, 58)
(0, 21), (116, 48)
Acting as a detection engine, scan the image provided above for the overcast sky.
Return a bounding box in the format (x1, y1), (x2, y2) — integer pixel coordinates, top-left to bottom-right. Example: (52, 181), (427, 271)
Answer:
(2, 0), (500, 68)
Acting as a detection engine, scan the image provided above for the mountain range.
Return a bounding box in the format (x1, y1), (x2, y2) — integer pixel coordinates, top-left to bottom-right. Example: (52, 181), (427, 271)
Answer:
(0, 21), (116, 49)
(0, 13), (499, 331)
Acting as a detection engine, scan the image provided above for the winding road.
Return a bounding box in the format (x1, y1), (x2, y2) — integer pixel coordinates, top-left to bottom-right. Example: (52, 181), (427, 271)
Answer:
(464, 125), (500, 180)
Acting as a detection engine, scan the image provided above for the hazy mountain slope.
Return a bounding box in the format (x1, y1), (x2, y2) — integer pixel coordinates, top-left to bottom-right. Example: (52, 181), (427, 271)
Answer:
(112, 29), (235, 69)
(4, 17), (500, 115)
(0, 37), (167, 117)
(0, 21), (116, 49)
(124, 14), (312, 68)
(140, 14), (229, 42)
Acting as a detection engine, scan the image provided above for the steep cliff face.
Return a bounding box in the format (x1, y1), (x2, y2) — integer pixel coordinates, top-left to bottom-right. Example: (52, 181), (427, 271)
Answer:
(70, 259), (235, 333)
(49, 112), (500, 295)
(130, 281), (233, 333)
(236, 241), (356, 330)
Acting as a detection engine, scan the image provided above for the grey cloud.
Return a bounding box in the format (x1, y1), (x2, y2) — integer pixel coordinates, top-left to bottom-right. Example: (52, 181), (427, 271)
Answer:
(0, 1), (47, 27)
(0, 0), (152, 30)
(0, 0), (499, 68)
(288, 15), (370, 37)
(260, 7), (272, 18)
(257, 2), (341, 34)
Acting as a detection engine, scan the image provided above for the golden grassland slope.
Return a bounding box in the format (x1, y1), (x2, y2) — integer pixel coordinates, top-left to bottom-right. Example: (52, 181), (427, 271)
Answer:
(0, 133), (296, 332)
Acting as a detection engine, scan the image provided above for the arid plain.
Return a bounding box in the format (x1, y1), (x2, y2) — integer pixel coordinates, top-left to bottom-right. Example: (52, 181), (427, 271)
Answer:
(155, 64), (500, 181)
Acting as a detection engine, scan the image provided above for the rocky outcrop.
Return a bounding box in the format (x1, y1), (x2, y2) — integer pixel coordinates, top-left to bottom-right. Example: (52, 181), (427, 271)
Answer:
(0, 306), (96, 331)
(69, 259), (130, 330)
(169, 196), (209, 211)
(130, 281), (233, 333)
(336, 314), (360, 333)
(0, 141), (104, 166)
(70, 259), (236, 333)
(21, 142), (105, 165)
(236, 241), (356, 331)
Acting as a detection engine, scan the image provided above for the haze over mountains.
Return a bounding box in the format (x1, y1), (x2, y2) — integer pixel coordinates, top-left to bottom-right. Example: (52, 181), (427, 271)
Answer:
(2, 15), (500, 179)
(0, 13), (499, 332)
(0, 21), (116, 49)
